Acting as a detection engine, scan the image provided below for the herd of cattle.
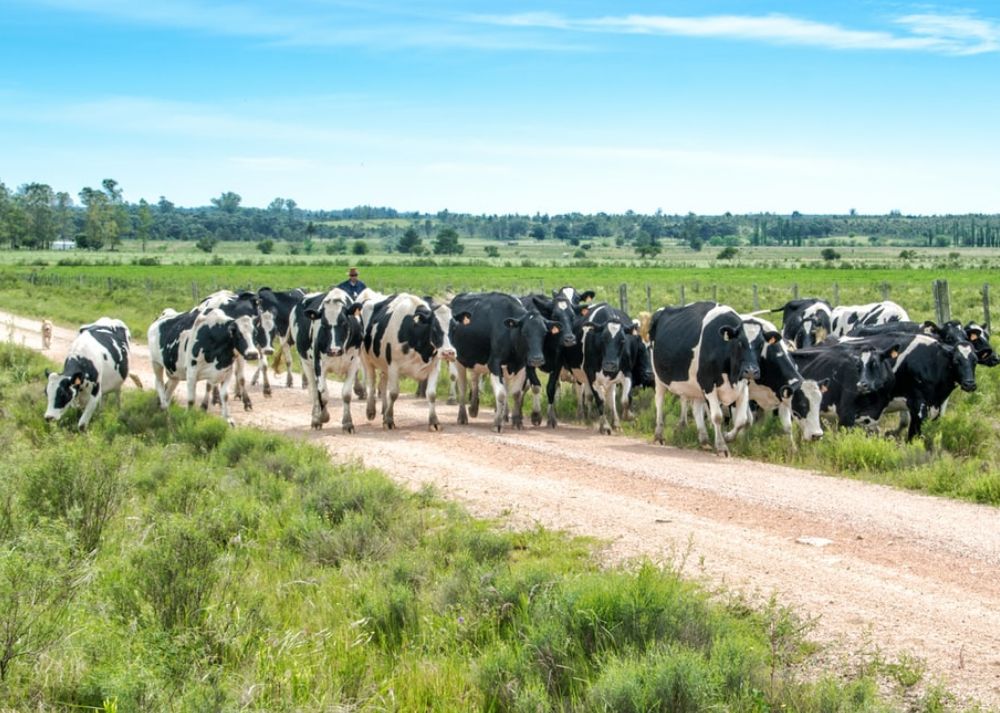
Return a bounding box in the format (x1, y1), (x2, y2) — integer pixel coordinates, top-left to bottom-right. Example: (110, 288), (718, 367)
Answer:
(43, 285), (996, 456)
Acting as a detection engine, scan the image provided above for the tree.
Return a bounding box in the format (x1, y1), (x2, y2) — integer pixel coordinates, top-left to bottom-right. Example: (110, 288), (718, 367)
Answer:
(633, 231), (662, 258)
(821, 247), (841, 261)
(19, 183), (56, 249)
(717, 246), (738, 260)
(530, 225), (546, 240)
(78, 186), (114, 250)
(397, 227), (423, 254)
(352, 240), (368, 255)
(195, 235), (218, 253)
(553, 224), (571, 241)
(101, 178), (127, 250)
(257, 239), (275, 254)
(211, 191), (242, 214)
(433, 227), (464, 255)
(484, 245), (500, 257)
(54, 192), (73, 243)
(137, 199), (153, 253)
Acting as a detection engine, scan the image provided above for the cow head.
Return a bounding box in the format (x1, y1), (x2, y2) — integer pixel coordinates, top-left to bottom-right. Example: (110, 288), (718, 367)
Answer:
(432, 303), (458, 361)
(948, 341), (978, 392)
(854, 344), (897, 395)
(552, 286), (595, 306)
(549, 298), (578, 347)
(758, 331), (803, 400)
(964, 322), (999, 366)
(593, 319), (627, 378)
(722, 320), (763, 383)
(308, 297), (362, 358)
(505, 311), (558, 368)
(230, 315), (260, 361)
(44, 369), (83, 422)
(776, 299), (832, 348)
(627, 333), (655, 388)
(253, 310), (277, 356)
(791, 378), (827, 441)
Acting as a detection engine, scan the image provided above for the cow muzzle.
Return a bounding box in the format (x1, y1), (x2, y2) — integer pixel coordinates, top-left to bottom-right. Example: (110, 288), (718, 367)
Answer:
(562, 335), (577, 348)
(528, 356), (545, 368)
(440, 348), (457, 361)
(961, 380), (977, 392)
(742, 367), (761, 381)
(327, 347), (343, 357)
(856, 381), (873, 395)
(602, 361), (620, 376)
(262, 346), (275, 356)
(243, 349), (260, 362)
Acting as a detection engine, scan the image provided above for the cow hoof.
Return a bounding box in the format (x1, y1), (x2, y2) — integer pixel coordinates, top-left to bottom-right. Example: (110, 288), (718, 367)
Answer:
(547, 417), (558, 428)
(447, 397), (457, 406)
(469, 404), (480, 418)
(366, 407), (376, 421)
(494, 424), (503, 433)
(531, 412), (542, 426)
(311, 422), (322, 430)
(384, 420), (395, 430)
(263, 386), (272, 397)
(343, 423), (354, 434)
(429, 421), (440, 431)
(457, 412), (469, 425)
(653, 431), (665, 445)
(600, 425), (612, 435)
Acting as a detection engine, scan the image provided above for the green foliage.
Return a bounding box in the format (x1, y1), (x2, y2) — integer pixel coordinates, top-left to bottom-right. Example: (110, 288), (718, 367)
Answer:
(717, 245), (739, 260)
(821, 247), (842, 261)
(434, 227), (464, 255)
(352, 239), (369, 255)
(193, 235), (217, 253)
(256, 238), (275, 254)
(484, 245), (500, 258)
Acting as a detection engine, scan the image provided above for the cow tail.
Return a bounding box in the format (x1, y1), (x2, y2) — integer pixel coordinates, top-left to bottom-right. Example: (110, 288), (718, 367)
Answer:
(271, 347), (285, 373)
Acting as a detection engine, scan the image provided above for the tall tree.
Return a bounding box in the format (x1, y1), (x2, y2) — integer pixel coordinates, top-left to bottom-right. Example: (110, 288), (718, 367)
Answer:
(397, 227), (423, 254)
(211, 191), (242, 214)
(101, 178), (127, 249)
(433, 227), (464, 255)
(78, 186), (114, 250)
(19, 183), (56, 249)
(137, 198), (153, 253)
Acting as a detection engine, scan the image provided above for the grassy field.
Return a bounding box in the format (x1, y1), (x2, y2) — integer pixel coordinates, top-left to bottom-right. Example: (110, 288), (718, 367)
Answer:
(0, 342), (963, 711)
(3, 251), (1000, 508)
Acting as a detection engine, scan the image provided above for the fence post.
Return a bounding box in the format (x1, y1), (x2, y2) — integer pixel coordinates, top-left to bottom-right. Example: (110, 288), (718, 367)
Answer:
(679, 284), (686, 304)
(191, 281), (199, 303)
(792, 283), (799, 300)
(933, 279), (952, 324)
(711, 285), (717, 302)
(881, 281), (890, 301)
(983, 284), (992, 328)
(833, 283), (839, 306)
(645, 285), (652, 312)
(619, 284), (628, 314)
(752, 284), (759, 311)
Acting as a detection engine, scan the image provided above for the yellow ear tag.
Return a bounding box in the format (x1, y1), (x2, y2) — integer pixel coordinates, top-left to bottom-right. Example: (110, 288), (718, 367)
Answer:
(462, 315), (471, 325)
(890, 350), (899, 359)
(820, 384), (829, 393)
(72, 376), (82, 386)
(581, 308), (589, 317)
(970, 333), (979, 341)
(550, 326), (560, 334)
(767, 336), (777, 345)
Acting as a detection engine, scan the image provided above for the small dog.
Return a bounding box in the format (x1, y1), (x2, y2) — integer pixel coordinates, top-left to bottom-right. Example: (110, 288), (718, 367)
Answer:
(41, 319), (53, 350)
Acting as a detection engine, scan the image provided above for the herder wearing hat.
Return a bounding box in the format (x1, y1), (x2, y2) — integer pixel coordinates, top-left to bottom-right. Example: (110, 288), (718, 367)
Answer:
(337, 267), (367, 300)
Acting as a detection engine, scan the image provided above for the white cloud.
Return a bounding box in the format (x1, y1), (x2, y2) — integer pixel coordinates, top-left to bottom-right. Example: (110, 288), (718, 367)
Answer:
(472, 9), (1000, 55)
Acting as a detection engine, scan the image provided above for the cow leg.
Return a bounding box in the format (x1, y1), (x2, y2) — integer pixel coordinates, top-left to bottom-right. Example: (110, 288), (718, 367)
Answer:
(906, 400), (924, 441)
(163, 377), (180, 407)
(186, 371), (198, 410)
(692, 397), (716, 451)
(653, 380), (668, 444)
(723, 385), (752, 444)
(260, 361), (271, 397)
(527, 367), (542, 426)
(545, 370), (560, 428)
(426, 360), (443, 431)
(152, 364), (169, 408)
(364, 361), (378, 421)
(341, 358), (360, 434)
(446, 362), (458, 405)
(777, 401), (797, 449)
(620, 376), (634, 421)
(456, 365), (470, 425)
(250, 363), (261, 386)
(469, 373), (481, 418)
(678, 396), (690, 427)
(202, 383), (212, 410)
(219, 373), (235, 427)
(597, 379), (614, 435)
(237, 356), (252, 411)
(305, 368), (326, 430)
(415, 378), (428, 399)
(283, 345), (295, 388)
(77, 388), (101, 431)
(508, 370), (527, 430)
(383, 365), (400, 430)
(490, 368), (508, 432)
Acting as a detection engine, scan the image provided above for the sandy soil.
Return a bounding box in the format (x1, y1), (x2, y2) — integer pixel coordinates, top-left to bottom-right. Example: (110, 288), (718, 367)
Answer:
(8, 310), (1000, 709)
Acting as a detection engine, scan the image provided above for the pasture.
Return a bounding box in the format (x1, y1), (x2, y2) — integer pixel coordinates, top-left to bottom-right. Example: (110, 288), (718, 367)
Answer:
(3, 255), (1000, 508)
(0, 342), (945, 711)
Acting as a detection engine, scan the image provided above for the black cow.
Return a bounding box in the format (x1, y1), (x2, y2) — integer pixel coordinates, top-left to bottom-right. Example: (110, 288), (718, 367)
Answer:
(252, 287), (307, 394)
(568, 318), (631, 434)
(790, 342), (899, 429)
(650, 302), (777, 456)
(772, 298), (832, 348)
(849, 319), (999, 367)
(449, 291), (559, 432)
(518, 293), (579, 427)
(45, 318), (141, 430)
(840, 333), (977, 439)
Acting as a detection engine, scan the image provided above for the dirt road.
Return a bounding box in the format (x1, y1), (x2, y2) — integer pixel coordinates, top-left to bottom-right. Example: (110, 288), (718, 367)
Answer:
(10, 310), (1000, 708)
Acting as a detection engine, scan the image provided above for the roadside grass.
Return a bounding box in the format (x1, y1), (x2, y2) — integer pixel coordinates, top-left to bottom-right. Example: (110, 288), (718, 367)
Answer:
(0, 343), (969, 711)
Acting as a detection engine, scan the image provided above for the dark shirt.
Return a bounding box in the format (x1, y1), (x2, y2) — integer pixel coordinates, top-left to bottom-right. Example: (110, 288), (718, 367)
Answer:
(337, 278), (367, 299)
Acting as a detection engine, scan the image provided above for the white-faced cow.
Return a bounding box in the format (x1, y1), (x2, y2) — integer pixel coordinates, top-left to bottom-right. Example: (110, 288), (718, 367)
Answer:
(650, 302), (777, 456)
(361, 293), (457, 430)
(148, 307), (258, 425)
(790, 342), (898, 429)
(551, 285), (596, 308)
(195, 290), (264, 410)
(251, 287), (306, 394)
(290, 288), (365, 431)
(742, 314), (823, 443)
(849, 319), (1000, 367)
(518, 293), (579, 427)
(449, 292), (559, 432)
(772, 298), (832, 348)
(830, 301), (909, 338)
(45, 318), (141, 430)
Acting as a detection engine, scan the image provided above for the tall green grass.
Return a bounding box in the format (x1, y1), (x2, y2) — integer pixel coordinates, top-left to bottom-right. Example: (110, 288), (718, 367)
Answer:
(0, 344), (966, 711)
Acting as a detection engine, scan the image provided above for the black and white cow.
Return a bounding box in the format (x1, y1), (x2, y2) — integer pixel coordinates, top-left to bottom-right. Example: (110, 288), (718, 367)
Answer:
(518, 293), (579, 427)
(290, 288), (365, 431)
(45, 317), (141, 430)
(840, 332), (977, 439)
(148, 307), (259, 425)
(622, 331), (655, 420)
(849, 319), (1000, 367)
(830, 301), (909, 338)
(742, 315), (824, 442)
(449, 291), (559, 432)
(361, 293), (457, 430)
(568, 318), (631, 434)
(790, 342), (898, 429)
(650, 302), (776, 456)
(552, 285), (596, 308)
(251, 287), (307, 394)
(196, 290), (264, 410)
(772, 298), (833, 348)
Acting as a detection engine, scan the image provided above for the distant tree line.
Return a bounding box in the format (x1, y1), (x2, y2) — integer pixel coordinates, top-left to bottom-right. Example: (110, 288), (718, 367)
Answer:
(2, 178), (1000, 255)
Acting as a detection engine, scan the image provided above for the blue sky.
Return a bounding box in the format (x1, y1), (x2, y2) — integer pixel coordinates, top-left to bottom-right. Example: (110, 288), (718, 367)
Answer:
(1, 1), (998, 214)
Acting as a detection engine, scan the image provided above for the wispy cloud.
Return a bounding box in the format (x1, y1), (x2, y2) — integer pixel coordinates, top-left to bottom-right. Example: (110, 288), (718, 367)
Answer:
(472, 9), (1000, 55)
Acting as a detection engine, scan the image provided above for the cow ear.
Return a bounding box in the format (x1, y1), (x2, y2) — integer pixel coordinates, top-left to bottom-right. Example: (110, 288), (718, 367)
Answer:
(503, 317), (522, 329)
(348, 303), (363, 317)
(71, 372), (83, 386)
(719, 325), (738, 341)
(304, 308), (321, 321)
(551, 288), (560, 298)
(452, 311), (472, 326)
(579, 307), (590, 317)
(884, 343), (901, 360)
(764, 330), (781, 345)
(580, 291), (595, 302)
(818, 377), (831, 393)
(546, 320), (560, 335)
